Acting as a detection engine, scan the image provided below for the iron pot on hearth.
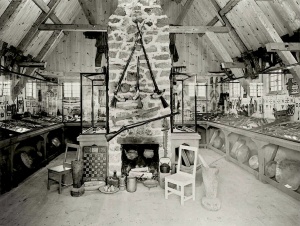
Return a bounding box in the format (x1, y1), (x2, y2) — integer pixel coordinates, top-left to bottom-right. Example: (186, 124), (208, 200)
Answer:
(160, 157), (171, 173)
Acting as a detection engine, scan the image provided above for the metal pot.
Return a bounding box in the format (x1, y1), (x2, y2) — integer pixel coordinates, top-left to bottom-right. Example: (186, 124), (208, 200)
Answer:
(126, 177), (137, 192)
(160, 157), (171, 173)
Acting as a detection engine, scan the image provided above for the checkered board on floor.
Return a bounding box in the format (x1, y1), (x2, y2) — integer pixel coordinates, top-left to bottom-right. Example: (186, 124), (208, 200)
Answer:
(82, 146), (108, 182)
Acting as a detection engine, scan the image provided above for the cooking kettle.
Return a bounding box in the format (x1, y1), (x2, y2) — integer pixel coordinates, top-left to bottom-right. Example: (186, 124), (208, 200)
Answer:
(160, 157), (171, 173)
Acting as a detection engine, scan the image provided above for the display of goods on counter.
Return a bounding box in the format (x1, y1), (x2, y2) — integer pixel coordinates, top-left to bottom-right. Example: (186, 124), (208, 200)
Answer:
(261, 122), (300, 142)
(63, 115), (80, 122)
(82, 126), (106, 134)
(0, 120), (41, 133)
(213, 114), (269, 130)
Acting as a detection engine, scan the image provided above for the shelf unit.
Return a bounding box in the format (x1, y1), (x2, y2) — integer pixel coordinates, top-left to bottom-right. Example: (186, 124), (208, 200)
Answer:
(203, 121), (300, 201)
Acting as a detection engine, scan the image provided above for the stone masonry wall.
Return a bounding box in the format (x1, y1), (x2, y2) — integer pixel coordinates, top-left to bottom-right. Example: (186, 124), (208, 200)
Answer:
(107, 0), (172, 175)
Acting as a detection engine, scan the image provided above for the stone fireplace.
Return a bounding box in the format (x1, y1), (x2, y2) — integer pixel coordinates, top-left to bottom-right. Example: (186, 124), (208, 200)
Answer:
(107, 0), (172, 176)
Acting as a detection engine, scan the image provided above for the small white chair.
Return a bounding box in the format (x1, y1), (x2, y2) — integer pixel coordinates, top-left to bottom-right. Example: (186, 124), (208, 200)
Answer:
(165, 145), (198, 205)
(47, 143), (80, 194)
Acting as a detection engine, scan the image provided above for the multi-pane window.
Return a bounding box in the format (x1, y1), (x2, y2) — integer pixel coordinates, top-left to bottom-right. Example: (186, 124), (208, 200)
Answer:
(26, 81), (36, 98)
(257, 83), (263, 97)
(269, 72), (282, 92)
(196, 83), (206, 98)
(63, 82), (80, 98)
(188, 83), (207, 98)
(0, 81), (10, 96)
(231, 82), (241, 97)
(250, 83), (263, 97)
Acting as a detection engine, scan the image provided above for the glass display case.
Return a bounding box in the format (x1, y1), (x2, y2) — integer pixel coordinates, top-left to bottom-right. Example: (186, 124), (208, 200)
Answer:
(203, 78), (300, 143)
(80, 67), (108, 134)
(170, 67), (197, 133)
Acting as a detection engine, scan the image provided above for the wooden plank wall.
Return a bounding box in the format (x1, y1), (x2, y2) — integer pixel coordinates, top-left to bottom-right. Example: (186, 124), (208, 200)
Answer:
(45, 12), (97, 74)
(44, 0), (221, 81)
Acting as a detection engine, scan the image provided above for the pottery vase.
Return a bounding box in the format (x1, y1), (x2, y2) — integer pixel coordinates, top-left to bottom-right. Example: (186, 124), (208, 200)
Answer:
(71, 160), (84, 188)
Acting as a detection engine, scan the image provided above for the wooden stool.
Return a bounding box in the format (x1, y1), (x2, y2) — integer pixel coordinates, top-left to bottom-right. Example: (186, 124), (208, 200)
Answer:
(47, 143), (80, 194)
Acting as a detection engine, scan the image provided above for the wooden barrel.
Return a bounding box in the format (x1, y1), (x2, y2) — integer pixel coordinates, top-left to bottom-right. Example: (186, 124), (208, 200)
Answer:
(249, 155), (259, 169)
(230, 140), (245, 159)
(265, 161), (277, 178)
(212, 136), (223, 149)
(236, 145), (250, 163)
(276, 159), (300, 190)
(17, 146), (37, 169)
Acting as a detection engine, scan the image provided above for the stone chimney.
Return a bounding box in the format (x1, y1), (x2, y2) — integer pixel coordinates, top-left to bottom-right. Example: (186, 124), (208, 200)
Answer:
(107, 0), (172, 175)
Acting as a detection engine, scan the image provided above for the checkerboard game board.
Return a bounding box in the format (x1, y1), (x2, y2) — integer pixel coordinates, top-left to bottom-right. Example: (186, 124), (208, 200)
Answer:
(83, 146), (108, 182)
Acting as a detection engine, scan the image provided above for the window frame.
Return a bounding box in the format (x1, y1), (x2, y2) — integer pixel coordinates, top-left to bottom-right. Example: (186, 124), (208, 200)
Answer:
(268, 71), (283, 94)
(0, 81), (11, 96)
(25, 81), (37, 99)
(63, 82), (80, 98)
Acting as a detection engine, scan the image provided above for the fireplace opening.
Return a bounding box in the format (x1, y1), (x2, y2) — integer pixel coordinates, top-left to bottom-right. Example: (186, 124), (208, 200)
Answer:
(121, 144), (159, 179)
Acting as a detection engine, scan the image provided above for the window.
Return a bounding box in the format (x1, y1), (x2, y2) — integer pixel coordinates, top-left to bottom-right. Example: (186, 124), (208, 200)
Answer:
(269, 72), (282, 92)
(257, 83), (263, 97)
(26, 81), (36, 98)
(250, 83), (263, 97)
(196, 83), (206, 98)
(231, 82), (241, 97)
(0, 81), (10, 96)
(189, 83), (207, 98)
(63, 82), (80, 98)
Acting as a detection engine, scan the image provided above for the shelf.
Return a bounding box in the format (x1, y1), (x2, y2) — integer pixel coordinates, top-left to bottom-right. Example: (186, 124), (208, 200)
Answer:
(205, 121), (300, 201)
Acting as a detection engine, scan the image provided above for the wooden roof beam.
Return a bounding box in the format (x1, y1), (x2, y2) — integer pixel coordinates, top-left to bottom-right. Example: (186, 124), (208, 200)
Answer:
(205, 31), (250, 94)
(32, 0), (63, 24)
(35, 30), (64, 62)
(17, 0), (62, 52)
(18, 62), (47, 68)
(11, 29), (64, 100)
(38, 24), (107, 31)
(266, 43), (300, 52)
(174, 0), (196, 25)
(209, 0), (248, 53)
(0, 0), (25, 35)
(77, 0), (96, 25)
(170, 26), (230, 34)
(248, 0), (300, 84)
(221, 62), (246, 69)
(38, 24), (230, 34)
(219, 0), (240, 16)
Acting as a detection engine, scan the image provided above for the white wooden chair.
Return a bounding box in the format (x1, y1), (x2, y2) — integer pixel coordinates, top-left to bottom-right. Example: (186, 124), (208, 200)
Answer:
(165, 145), (198, 205)
(47, 143), (80, 194)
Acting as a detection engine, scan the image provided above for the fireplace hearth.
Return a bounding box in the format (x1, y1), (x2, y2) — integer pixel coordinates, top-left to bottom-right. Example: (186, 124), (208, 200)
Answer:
(121, 144), (159, 177)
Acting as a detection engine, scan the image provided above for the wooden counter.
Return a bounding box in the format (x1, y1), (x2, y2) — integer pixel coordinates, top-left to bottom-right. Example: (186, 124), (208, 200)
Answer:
(0, 123), (64, 193)
(202, 121), (300, 201)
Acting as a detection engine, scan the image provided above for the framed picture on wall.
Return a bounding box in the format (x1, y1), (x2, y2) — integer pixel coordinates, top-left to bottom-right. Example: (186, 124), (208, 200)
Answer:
(26, 101), (31, 107)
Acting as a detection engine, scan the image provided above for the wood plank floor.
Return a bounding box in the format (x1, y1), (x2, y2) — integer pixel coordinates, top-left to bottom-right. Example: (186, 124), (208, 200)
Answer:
(0, 148), (299, 226)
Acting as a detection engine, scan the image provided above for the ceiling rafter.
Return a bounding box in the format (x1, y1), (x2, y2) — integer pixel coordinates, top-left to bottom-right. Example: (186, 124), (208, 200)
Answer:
(0, 0), (25, 35)
(248, 0), (300, 84)
(174, 0), (196, 25)
(208, 0), (248, 53)
(38, 24), (106, 31)
(32, 0), (63, 24)
(12, 30), (65, 100)
(205, 31), (250, 94)
(219, 0), (240, 16)
(37, 24), (230, 34)
(17, 0), (62, 52)
(77, 0), (97, 25)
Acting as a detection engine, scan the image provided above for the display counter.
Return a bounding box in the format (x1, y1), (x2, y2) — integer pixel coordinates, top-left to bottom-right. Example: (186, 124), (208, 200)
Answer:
(0, 120), (64, 194)
(203, 120), (300, 201)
